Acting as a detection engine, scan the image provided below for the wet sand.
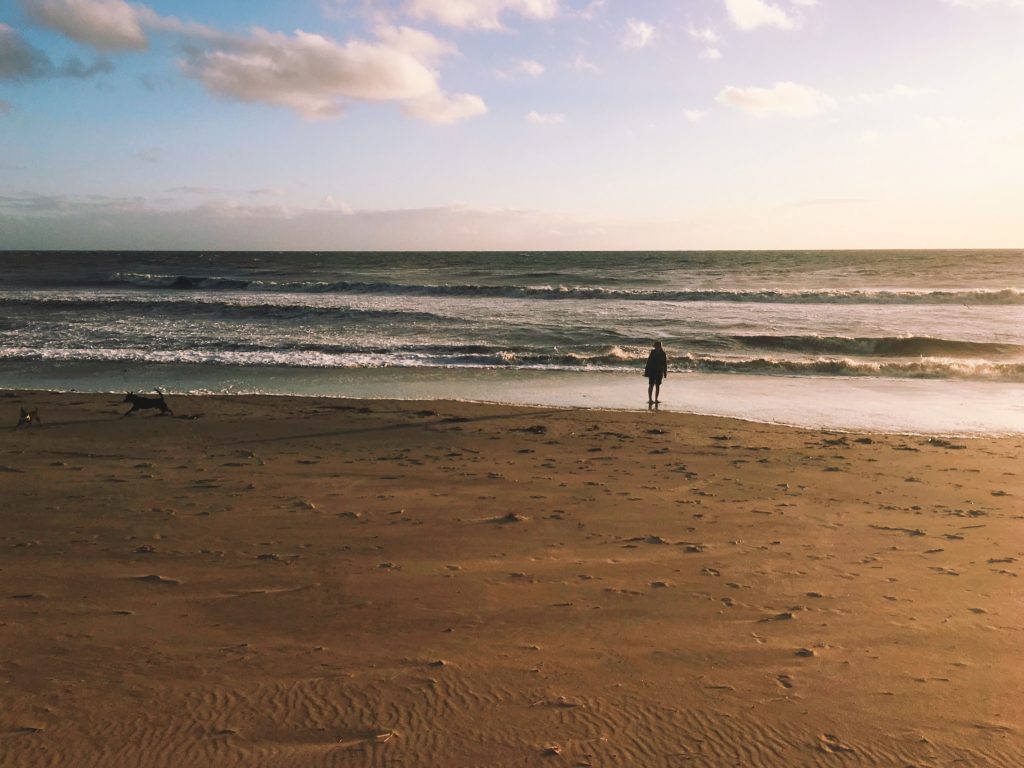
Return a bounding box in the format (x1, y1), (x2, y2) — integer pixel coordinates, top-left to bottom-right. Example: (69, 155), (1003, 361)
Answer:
(2, 391), (1022, 767)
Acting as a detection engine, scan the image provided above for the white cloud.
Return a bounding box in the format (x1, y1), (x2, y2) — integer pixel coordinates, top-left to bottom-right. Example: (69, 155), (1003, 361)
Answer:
(402, 91), (487, 124)
(526, 110), (564, 124)
(323, 194), (354, 213)
(500, 58), (544, 78)
(577, 0), (607, 19)
(182, 26), (484, 123)
(622, 18), (655, 49)
(184, 30), (433, 117)
(166, 185), (221, 195)
(569, 52), (598, 72)
(723, 0), (795, 30)
(372, 24), (456, 66)
(860, 129), (882, 144)
(717, 81), (836, 116)
(700, 46), (722, 60)
(134, 6), (228, 42)
(684, 109), (708, 122)
(517, 58), (545, 77)
(20, 0), (481, 125)
(23, 0), (147, 51)
(405, 0), (559, 30)
(687, 23), (719, 43)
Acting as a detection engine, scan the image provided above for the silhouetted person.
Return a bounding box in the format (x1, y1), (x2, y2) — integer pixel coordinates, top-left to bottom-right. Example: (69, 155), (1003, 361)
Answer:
(644, 341), (668, 405)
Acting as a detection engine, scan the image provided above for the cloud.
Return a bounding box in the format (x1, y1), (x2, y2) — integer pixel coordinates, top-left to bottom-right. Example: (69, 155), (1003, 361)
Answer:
(166, 186), (221, 195)
(717, 81), (836, 116)
(405, 0), (559, 30)
(56, 54), (113, 77)
(723, 0), (795, 30)
(372, 24), (455, 66)
(569, 52), (598, 72)
(687, 23), (719, 43)
(497, 58), (545, 78)
(1, 23), (112, 80)
(133, 147), (161, 163)
(700, 47), (722, 60)
(577, 0), (607, 20)
(133, 6), (229, 42)
(402, 91), (487, 124)
(526, 110), (564, 124)
(23, 0), (147, 51)
(684, 108), (708, 122)
(17, 0), (482, 125)
(1, 24), (52, 80)
(182, 25), (485, 123)
(323, 194), (353, 213)
(516, 58), (544, 77)
(622, 18), (655, 49)
(0, 196), (616, 251)
(184, 29), (433, 116)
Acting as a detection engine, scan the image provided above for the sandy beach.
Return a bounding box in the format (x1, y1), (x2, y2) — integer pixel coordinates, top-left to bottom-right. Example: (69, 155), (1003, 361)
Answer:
(2, 390), (1022, 767)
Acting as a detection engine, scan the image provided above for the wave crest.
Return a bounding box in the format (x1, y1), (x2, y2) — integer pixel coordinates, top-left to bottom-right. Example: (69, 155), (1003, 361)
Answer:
(105, 273), (1024, 305)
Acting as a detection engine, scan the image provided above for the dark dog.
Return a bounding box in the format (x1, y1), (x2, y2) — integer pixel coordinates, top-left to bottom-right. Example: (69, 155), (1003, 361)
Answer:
(123, 389), (173, 417)
(15, 407), (40, 428)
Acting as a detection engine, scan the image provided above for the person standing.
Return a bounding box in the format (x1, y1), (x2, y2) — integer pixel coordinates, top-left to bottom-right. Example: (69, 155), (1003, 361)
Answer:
(644, 341), (668, 405)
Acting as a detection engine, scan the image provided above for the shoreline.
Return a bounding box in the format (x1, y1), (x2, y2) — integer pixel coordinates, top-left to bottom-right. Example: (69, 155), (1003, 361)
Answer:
(2, 391), (1022, 766)
(3, 384), (1021, 440)
(3, 361), (1024, 435)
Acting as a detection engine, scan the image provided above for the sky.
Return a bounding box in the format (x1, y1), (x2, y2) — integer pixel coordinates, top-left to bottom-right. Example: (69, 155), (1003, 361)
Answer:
(0, 0), (1022, 250)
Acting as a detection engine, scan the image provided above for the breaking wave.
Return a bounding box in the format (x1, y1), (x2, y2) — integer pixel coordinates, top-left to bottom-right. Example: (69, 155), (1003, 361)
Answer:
(104, 273), (1024, 305)
(731, 335), (1021, 357)
(4, 345), (1024, 381)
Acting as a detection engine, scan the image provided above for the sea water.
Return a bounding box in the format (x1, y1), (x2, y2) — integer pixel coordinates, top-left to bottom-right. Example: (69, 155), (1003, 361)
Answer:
(2, 250), (1023, 433)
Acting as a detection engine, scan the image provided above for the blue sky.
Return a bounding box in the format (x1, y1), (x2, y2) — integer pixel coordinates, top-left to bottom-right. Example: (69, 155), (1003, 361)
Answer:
(1, 0), (1022, 250)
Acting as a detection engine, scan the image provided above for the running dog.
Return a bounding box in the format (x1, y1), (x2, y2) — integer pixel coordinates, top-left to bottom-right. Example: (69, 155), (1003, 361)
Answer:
(123, 389), (173, 417)
(15, 407), (40, 428)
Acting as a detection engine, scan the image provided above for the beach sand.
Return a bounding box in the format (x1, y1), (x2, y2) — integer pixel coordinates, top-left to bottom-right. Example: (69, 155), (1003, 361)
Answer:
(1, 391), (1022, 767)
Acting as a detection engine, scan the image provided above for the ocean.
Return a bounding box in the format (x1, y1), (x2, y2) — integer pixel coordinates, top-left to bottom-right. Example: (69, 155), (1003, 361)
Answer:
(2, 250), (1024, 433)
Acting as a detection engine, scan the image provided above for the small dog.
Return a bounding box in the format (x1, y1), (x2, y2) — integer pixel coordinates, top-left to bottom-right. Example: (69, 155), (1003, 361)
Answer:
(15, 407), (40, 428)
(123, 389), (173, 417)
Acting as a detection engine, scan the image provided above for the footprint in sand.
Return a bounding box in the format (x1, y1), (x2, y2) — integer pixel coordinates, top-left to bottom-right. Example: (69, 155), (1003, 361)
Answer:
(132, 574), (180, 585)
(817, 734), (855, 754)
(759, 611), (796, 622)
(488, 513), (529, 524)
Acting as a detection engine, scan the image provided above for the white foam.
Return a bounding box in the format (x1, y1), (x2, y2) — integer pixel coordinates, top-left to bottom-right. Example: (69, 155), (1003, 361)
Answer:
(4, 362), (1023, 435)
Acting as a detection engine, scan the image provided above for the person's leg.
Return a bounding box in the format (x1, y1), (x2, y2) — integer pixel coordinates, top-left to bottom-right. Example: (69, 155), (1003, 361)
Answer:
(654, 381), (661, 403)
(647, 379), (654, 403)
